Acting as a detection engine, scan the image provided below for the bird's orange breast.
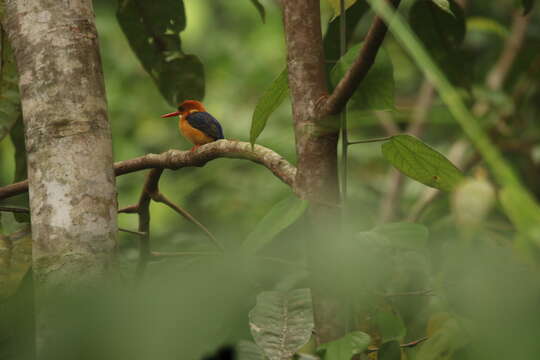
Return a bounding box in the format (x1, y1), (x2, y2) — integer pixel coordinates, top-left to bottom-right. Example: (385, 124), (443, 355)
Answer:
(179, 117), (215, 145)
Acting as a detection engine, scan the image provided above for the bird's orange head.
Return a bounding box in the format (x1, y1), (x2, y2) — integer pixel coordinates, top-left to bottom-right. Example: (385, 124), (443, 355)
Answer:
(161, 100), (206, 119)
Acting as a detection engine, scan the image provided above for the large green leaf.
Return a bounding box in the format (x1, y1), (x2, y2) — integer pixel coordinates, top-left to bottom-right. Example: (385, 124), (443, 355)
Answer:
(378, 341), (401, 360)
(381, 135), (464, 191)
(375, 311), (406, 343)
(0, 32), (21, 142)
(249, 289), (314, 360)
(317, 331), (371, 360)
(249, 0), (266, 23)
(372, 222), (429, 250)
(330, 42), (394, 112)
(242, 195), (307, 254)
(117, 0), (204, 106)
(326, 0), (359, 18)
(250, 69), (288, 145)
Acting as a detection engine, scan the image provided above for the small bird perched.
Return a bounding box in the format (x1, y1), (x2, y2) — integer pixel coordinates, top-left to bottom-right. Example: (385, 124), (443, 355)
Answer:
(161, 100), (224, 152)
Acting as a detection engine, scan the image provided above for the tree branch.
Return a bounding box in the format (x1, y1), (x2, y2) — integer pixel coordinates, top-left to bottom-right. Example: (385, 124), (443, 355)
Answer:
(0, 140), (296, 201)
(321, 0), (401, 116)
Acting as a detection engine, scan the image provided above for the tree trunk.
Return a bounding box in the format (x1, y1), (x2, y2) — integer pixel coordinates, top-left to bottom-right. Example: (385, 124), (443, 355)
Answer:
(4, 0), (117, 353)
(282, 0), (344, 343)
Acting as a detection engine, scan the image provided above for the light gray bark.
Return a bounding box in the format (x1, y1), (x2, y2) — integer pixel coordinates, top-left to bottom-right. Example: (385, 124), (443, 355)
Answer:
(3, 0), (117, 338)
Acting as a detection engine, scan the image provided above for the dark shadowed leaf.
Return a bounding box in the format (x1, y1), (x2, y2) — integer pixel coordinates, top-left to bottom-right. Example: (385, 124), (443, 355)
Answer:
(326, 0), (359, 18)
(9, 116), (29, 223)
(0, 32), (21, 142)
(522, 0), (534, 14)
(323, 1), (369, 74)
(375, 311), (406, 343)
(250, 69), (288, 145)
(372, 222), (429, 250)
(117, 0), (204, 106)
(242, 195), (307, 254)
(249, 289), (314, 360)
(236, 340), (266, 360)
(249, 0), (266, 23)
(381, 135), (464, 191)
(330, 42), (394, 112)
(378, 341), (401, 360)
(317, 331), (371, 360)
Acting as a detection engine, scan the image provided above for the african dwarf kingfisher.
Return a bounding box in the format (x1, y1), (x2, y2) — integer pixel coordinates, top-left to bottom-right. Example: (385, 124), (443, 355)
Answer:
(161, 100), (224, 152)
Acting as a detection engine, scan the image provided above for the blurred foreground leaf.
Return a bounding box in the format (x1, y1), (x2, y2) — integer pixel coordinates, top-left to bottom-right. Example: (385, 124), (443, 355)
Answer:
(317, 331), (371, 360)
(330, 42), (394, 112)
(382, 135), (464, 191)
(249, 289), (314, 360)
(500, 185), (540, 248)
(372, 222), (429, 250)
(243, 195), (307, 254)
(117, 0), (204, 106)
(250, 68), (288, 145)
(375, 311), (406, 343)
(378, 341), (401, 360)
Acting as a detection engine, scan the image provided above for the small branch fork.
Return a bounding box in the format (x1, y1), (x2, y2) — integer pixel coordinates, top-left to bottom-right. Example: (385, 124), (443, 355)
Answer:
(365, 337), (428, 353)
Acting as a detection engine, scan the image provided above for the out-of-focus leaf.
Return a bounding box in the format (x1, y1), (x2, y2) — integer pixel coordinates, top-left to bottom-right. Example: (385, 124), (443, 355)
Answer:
(317, 331), (371, 360)
(452, 175), (495, 229)
(249, 289), (314, 360)
(331, 42), (394, 112)
(500, 185), (540, 248)
(375, 311), (406, 343)
(409, 0), (466, 85)
(522, 0), (534, 14)
(381, 135), (464, 191)
(467, 17), (509, 38)
(236, 340), (266, 360)
(250, 69), (288, 145)
(323, 1), (369, 74)
(249, 0), (266, 23)
(0, 225), (31, 300)
(0, 32), (21, 142)
(378, 341), (401, 360)
(418, 317), (467, 360)
(243, 195), (307, 254)
(372, 222), (429, 250)
(326, 0), (358, 18)
(117, 0), (204, 106)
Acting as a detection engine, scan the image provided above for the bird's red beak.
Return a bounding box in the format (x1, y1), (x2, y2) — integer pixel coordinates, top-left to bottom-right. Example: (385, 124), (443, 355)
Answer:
(161, 111), (181, 118)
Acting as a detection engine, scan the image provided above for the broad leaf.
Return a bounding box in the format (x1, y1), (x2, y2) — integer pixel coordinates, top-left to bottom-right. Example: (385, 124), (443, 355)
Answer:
(236, 340), (266, 360)
(372, 222), (429, 250)
(117, 0), (204, 106)
(317, 331), (371, 360)
(378, 341), (401, 360)
(331, 42), (394, 112)
(243, 195), (307, 254)
(0, 32), (21, 142)
(375, 311), (406, 343)
(522, 0), (534, 14)
(250, 69), (288, 145)
(323, 1), (369, 74)
(249, 289), (314, 360)
(249, 0), (266, 23)
(381, 135), (464, 191)
(326, 0), (358, 18)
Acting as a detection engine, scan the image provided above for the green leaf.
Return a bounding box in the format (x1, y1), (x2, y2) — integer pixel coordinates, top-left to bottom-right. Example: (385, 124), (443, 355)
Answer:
(323, 1), (369, 74)
(378, 341), (401, 360)
(330, 42), (394, 112)
(317, 331), (371, 360)
(242, 195), (307, 254)
(0, 32), (21, 143)
(372, 222), (429, 250)
(381, 135), (464, 191)
(236, 340), (266, 360)
(117, 0), (204, 106)
(467, 17), (509, 38)
(500, 185), (540, 247)
(250, 69), (289, 146)
(326, 0), (359, 18)
(417, 318), (466, 360)
(375, 311), (406, 343)
(522, 0), (534, 14)
(249, 289), (314, 360)
(249, 0), (266, 23)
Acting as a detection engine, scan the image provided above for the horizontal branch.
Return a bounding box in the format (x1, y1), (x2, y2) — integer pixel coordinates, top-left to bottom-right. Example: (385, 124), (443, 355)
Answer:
(0, 140), (297, 200)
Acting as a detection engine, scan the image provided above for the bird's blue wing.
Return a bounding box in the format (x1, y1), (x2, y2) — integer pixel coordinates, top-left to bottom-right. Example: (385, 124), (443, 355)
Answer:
(186, 112), (224, 140)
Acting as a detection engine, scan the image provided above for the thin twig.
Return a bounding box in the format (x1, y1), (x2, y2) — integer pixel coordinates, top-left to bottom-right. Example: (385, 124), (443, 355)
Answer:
(382, 289), (434, 297)
(150, 251), (221, 258)
(0, 206), (29, 214)
(118, 205), (139, 214)
(118, 228), (146, 237)
(348, 136), (392, 145)
(366, 337), (428, 353)
(322, 0), (402, 115)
